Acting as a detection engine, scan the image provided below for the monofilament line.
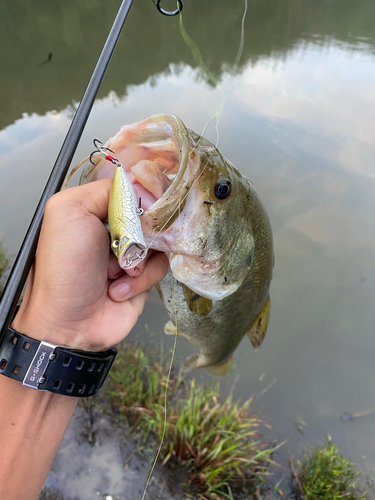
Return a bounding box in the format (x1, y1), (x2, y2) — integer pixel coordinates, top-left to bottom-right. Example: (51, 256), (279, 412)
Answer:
(140, 187), (182, 500)
(140, 327), (178, 500)
(140, 3), (249, 497)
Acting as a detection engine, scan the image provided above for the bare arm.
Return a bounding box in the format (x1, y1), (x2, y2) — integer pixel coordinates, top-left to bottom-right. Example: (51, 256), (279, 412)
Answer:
(0, 178), (168, 500)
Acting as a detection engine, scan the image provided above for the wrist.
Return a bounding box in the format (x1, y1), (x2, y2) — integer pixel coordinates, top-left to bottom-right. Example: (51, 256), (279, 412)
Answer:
(12, 300), (81, 349)
(1, 304), (117, 398)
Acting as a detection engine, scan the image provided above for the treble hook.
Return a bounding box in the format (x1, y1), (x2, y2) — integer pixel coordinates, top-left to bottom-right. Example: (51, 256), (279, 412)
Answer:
(155, 0), (183, 16)
(93, 138), (104, 150)
(89, 138), (116, 165)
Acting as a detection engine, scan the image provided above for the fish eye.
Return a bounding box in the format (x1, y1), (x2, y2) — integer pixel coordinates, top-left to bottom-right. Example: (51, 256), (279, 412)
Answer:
(214, 177), (232, 199)
(112, 240), (120, 249)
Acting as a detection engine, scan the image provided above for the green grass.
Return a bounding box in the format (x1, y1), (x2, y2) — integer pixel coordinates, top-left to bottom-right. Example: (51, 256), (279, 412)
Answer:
(108, 342), (279, 500)
(108, 343), (371, 499)
(162, 381), (281, 497)
(293, 442), (368, 500)
(108, 342), (184, 430)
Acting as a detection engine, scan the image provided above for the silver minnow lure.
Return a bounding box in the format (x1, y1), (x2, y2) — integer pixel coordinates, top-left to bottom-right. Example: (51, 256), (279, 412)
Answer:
(108, 163), (147, 269)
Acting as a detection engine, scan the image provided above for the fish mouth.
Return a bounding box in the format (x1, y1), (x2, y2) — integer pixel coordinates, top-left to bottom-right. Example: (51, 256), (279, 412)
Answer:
(81, 114), (236, 298)
(83, 114), (197, 232)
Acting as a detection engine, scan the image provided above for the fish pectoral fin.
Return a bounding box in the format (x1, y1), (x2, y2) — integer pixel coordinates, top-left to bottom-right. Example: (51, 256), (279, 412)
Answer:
(205, 356), (233, 377)
(164, 320), (183, 337)
(247, 295), (271, 350)
(182, 284), (212, 316)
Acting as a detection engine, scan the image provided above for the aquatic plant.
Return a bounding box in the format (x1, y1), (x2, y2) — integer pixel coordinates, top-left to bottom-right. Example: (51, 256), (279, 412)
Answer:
(109, 342), (278, 499)
(292, 442), (368, 500)
(161, 381), (279, 498)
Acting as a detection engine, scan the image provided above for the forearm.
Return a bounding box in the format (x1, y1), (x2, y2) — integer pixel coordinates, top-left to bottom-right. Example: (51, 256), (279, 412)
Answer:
(0, 375), (77, 500)
(0, 304), (78, 500)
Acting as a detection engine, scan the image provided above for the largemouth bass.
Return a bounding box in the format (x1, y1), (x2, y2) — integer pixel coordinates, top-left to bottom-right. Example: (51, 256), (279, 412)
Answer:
(80, 114), (274, 375)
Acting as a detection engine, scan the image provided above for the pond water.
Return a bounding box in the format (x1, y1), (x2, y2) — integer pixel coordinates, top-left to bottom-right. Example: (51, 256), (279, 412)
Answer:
(1, 0), (375, 487)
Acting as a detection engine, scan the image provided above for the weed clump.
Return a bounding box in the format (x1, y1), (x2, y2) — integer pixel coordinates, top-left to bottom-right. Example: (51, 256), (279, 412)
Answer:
(293, 442), (368, 500)
(109, 342), (278, 499)
(163, 380), (278, 498)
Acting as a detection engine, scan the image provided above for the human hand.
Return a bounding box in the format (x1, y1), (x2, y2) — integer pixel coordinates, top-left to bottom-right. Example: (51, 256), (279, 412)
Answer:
(12, 178), (169, 351)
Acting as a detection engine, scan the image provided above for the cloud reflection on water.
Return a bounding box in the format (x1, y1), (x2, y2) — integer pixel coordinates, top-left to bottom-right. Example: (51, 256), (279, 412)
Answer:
(1, 43), (375, 474)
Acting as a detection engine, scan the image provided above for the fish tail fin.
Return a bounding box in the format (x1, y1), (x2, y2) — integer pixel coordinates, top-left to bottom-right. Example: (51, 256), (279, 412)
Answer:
(205, 356), (233, 376)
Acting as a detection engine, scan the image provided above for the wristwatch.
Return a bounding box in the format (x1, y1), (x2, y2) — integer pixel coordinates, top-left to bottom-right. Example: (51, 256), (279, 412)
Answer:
(0, 306), (117, 397)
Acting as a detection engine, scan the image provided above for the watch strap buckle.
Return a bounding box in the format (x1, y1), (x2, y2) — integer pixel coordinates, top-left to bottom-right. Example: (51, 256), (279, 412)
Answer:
(23, 341), (57, 390)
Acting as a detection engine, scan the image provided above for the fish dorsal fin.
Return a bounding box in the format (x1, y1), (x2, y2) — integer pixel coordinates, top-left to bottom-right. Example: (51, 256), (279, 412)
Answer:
(247, 296), (271, 350)
(182, 284), (212, 316)
(205, 356), (233, 376)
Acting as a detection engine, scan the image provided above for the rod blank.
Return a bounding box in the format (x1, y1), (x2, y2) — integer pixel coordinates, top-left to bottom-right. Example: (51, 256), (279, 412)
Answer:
(0, 0), (134, 339)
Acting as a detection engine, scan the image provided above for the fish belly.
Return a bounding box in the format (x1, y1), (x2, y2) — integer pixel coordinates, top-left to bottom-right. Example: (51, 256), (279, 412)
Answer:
(157, 269), (261, 374)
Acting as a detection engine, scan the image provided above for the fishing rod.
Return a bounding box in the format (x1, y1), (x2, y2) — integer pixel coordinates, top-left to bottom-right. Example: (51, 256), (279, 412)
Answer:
(0, 0), (183, 341)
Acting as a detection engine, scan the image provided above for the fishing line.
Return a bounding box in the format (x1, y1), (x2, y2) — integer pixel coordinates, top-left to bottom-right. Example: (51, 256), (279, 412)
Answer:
(147, 0), (250, 246)
(139, 332), (178, 500)
(140, 3), (251, 498)
(142, 3), (249, 498)
(234, 0), (248, 69)
(145, 9), (233, 249)
(140, 199), (181, 500)
(179, 12), (225, 148)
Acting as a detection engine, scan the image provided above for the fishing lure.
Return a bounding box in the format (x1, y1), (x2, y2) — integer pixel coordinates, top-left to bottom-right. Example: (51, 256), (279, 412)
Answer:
(93, 139), (148, 270)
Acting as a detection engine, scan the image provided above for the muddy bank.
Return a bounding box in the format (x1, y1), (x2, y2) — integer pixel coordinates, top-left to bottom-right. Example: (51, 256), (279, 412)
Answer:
(41, 404), (192, 500)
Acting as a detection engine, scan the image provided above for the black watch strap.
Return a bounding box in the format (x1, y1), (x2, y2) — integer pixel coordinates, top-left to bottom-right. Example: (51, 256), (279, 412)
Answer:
(0, 326), (117, 397)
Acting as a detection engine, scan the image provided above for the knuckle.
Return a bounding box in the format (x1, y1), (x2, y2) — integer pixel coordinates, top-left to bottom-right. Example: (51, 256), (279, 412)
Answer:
(44, 192), (64, 215)
(45, 192), (59, 208)
(45, 187), (84, 220)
